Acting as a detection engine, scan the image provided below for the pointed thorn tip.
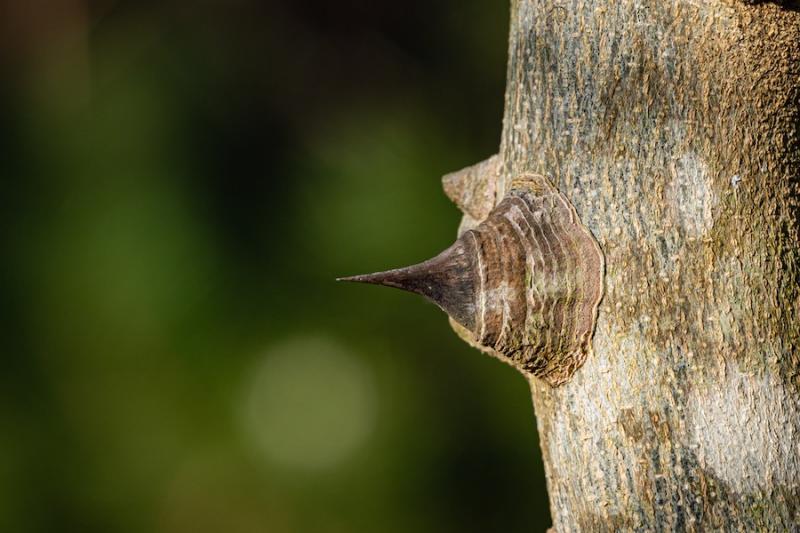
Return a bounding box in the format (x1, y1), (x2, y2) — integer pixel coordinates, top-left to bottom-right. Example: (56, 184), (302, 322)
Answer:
(336, 272), (386, 284)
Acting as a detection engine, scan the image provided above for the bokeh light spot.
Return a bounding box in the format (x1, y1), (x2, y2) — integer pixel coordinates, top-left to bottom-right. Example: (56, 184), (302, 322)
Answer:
(241, 336), (375, 471)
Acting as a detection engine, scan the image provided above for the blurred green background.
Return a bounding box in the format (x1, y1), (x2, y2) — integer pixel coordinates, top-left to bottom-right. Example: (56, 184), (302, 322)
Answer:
(0, 1), (550, 531)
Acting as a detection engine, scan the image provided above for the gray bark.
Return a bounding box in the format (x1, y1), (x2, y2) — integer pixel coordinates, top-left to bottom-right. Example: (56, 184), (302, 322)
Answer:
(490, 1), (800, 530)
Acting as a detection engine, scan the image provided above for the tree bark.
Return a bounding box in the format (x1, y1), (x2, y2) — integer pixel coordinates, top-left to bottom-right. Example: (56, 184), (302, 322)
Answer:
(490, 1), (800, 530)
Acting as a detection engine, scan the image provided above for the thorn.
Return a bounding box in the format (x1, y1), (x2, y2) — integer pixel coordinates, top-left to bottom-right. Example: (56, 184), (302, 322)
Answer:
(337, 241), (479, 331)
(336, 273), (394, 284)
(336, 268), (422, 288)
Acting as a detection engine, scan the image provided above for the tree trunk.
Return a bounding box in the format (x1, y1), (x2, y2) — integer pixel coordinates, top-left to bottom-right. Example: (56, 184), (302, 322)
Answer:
(495, 1), (800, 530)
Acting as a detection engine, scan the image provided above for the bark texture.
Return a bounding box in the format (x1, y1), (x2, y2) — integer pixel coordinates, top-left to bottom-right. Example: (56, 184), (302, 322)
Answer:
(457, 1), (800, 530)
